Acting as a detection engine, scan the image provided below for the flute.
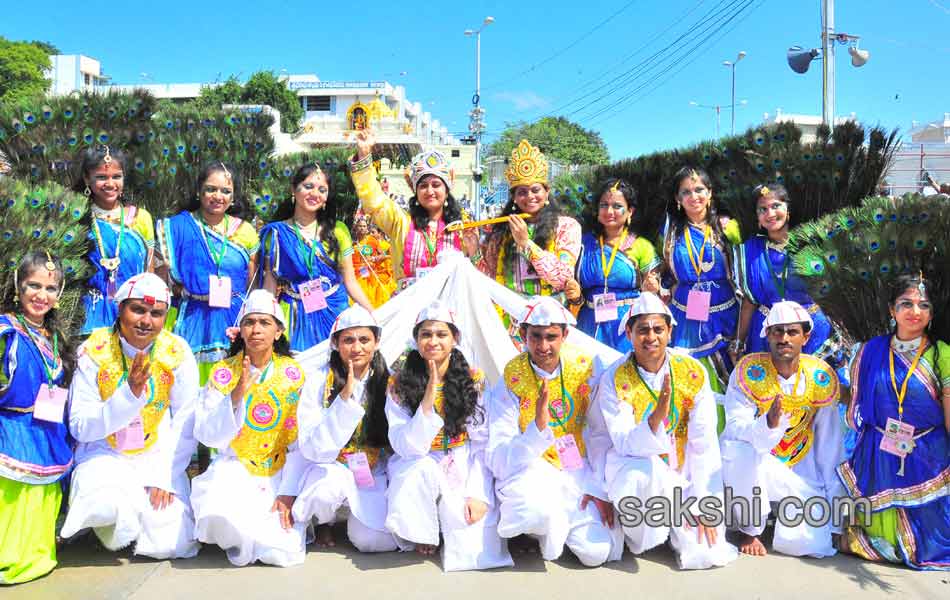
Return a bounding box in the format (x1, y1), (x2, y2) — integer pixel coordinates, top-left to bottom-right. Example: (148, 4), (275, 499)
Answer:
(444, 213), (531, 232)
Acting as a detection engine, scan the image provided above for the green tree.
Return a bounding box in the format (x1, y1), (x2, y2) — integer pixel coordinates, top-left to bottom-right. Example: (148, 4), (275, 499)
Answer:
(193, 71), (303, 133)
(0, 37), (52, 103)
(30, 40), (60, 55)
(488, 116), (609, 165)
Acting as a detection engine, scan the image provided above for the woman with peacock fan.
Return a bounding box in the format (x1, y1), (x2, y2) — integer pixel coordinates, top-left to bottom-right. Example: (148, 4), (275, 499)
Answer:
(731, 184), (837, 362)
(0, 252), (76, 584)
(259, 163), (373, 353)
(350, 129), (479, 292)
(476, 140), (582, 304)
(837, 274), (950, 570)
(156, 161), (259, 382)
(350, 215), (398, 309)
(73, 145), (155, 336)
(563, 177), (661, 352)
(659, 167), (741, 396)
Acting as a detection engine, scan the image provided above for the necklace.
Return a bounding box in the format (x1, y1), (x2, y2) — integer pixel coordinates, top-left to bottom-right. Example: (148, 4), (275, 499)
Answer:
(20, 314), (46, 329)
(92, 205), (125, 274)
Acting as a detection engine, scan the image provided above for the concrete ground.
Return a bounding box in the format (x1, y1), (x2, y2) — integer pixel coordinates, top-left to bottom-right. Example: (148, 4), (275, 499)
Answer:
(6, 530), (948, 600)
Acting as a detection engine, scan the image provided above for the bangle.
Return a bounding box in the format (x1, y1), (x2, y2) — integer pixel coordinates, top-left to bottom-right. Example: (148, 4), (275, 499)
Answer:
(350, 154), (373, 172)
(470, 251), (483, 265)
(568, 296), (584, 307)
(729, 339), (746, 353)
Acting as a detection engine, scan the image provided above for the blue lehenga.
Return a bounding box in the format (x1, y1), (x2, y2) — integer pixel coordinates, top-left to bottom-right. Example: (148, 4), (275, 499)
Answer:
(575, 232), (660, 353)
(157, 211), (258, 371)
(837, 335), (950, 570)
(259, 221), (351, 352)
(735, 235), (835, 356)
(80, 207), (153, 336)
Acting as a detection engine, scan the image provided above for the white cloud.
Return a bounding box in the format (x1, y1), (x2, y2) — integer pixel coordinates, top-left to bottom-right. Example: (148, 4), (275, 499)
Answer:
(492, 91), (551, 112)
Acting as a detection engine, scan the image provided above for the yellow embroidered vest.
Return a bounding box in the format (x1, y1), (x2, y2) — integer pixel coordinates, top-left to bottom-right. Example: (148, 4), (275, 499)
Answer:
(209, 354), (304, 477)
(323, 370), (383, 469)
(613, 353), (706, 471)
(504, 345), (593, 470)
(734, 353), (839, 467)
(84, 328), (185, 456)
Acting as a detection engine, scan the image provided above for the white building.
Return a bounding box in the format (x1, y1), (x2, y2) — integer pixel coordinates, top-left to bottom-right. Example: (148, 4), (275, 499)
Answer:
(909, 113), (950, 144)
(46, 55), (110, 95)
(761, 109), (858, 144)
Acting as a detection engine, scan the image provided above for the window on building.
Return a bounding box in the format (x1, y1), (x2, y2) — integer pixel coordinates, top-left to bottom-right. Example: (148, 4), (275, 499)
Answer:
(84, 73), (91, 85)
(451, 150), (461, 158)
(305, 96), (331, 111)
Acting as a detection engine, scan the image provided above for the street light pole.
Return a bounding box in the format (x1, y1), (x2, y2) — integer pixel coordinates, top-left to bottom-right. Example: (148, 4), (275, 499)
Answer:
(722, 51), (747, 136)
(465, 16), (493, 220)
(821, 0), (835, 130)
(689, 100), (745, 139)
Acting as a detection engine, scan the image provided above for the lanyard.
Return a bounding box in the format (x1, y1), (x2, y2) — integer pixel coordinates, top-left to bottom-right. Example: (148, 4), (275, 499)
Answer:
(292, 221), (319, 279)
(15, 315), (58, 387)
(531, 360), (573, 433)
(422, 222), (443, 267)
(254, 357), (274, 384)
(599, 229), (626, 292)
(632, 358), (676, 426)
(199, 213), (230, 274)
(92, 206), (125, 271)
(889, 338), (927, 420)
(118, 337), (157, 390)
(684, 224), (711, 279)
(765, 246), (790, 299)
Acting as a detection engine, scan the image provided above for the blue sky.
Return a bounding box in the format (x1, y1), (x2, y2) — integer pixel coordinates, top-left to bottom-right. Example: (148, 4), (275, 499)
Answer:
(3, 0), (948, 160)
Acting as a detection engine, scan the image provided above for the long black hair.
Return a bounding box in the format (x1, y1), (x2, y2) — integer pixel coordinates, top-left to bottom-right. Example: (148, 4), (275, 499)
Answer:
(328, 342), (390, 448)
(489, 183), (561, 270)
(584, 177), (639, 238)
(889, 273), (942, 385)
(408, 174), (463, 231)
(394, 323), (483, 438)
(181, 160), (247, 219)
(0, 252), (77, 387)
(273, 163), (341, 263)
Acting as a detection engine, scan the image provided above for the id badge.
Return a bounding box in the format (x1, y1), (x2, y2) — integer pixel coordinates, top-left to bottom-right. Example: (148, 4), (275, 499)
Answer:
(686, 288), (711, 322)
(439, 453), (465, 488)
(299, 279), (328, 313)
(554, 435), (583, 471)
(879, 417), (915, 457)
(346, 452), (376, 489)
(593, 292), (618, 323)
(116, 415), (146, 451)
(32, 384), (67, 423)
(208, 275), (232, 308)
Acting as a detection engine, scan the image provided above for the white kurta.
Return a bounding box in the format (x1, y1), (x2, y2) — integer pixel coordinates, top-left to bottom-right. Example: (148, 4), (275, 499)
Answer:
(384, 384), (513, 572)
(720, 362), (846, 558)
(486, 359), (623, 567)
(593, 351), (738, 570)
(294, 365), (397, 553)
(62, 333), (200, 560)
(191, 361), (312, 567)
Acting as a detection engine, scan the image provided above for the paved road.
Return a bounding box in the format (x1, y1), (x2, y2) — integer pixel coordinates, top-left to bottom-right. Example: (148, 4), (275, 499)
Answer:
(7, 532), (947, 600)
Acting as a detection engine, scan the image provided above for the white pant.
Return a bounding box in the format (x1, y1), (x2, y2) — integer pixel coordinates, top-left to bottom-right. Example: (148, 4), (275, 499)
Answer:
(721, 439), (836, 558)
(61, 453), (198, 560)
(609, 455), (737, 570)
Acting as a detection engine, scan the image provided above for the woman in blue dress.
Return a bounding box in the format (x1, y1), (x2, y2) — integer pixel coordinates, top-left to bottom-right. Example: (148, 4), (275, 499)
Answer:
(660, 166), (741, 395)
(73, 146), (155, 336)
(837, 274), (950, 570)
(0, 252), (75, 584)
(260, 164), (372, 353)
(564, 178), (661, 352)
(731, 184), (835, 362)
(156, 161), (259, 382)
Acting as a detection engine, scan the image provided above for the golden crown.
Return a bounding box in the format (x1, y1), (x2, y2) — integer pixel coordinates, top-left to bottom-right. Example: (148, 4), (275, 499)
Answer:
(505, 140), (549, 188)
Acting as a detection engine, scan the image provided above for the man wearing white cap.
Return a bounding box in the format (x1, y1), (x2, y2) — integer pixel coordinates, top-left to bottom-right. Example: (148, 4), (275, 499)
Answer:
(486, 296), (622, 566)
(293, 305), (398, 552)
(191, 289), (314, 567)
(720, 300), (843, 558)
(592, 291), (737, 569)
(62, 272), (200, 559)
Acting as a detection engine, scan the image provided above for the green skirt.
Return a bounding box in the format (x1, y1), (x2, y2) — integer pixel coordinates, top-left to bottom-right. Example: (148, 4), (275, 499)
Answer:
(0, 477), (62, 585)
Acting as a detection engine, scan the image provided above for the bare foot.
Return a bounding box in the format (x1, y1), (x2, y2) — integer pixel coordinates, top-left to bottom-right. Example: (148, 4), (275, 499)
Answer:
(415, 543), (438, 556)
(315, 524), (336, 548)
(738, 533), (767, 556)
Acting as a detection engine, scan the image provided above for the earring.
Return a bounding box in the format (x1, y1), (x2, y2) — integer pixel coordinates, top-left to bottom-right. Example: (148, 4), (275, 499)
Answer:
(84, 186), (91, 197)
(889, 317), (896, 329)
(677, 202), (683, 212)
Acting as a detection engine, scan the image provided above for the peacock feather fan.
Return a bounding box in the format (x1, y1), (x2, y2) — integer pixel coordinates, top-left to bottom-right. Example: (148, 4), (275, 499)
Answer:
(787, 193), (950, 343)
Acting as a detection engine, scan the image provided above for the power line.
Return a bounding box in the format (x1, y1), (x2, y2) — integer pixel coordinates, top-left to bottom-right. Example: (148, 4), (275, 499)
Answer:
(481, 0), (642, 92)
